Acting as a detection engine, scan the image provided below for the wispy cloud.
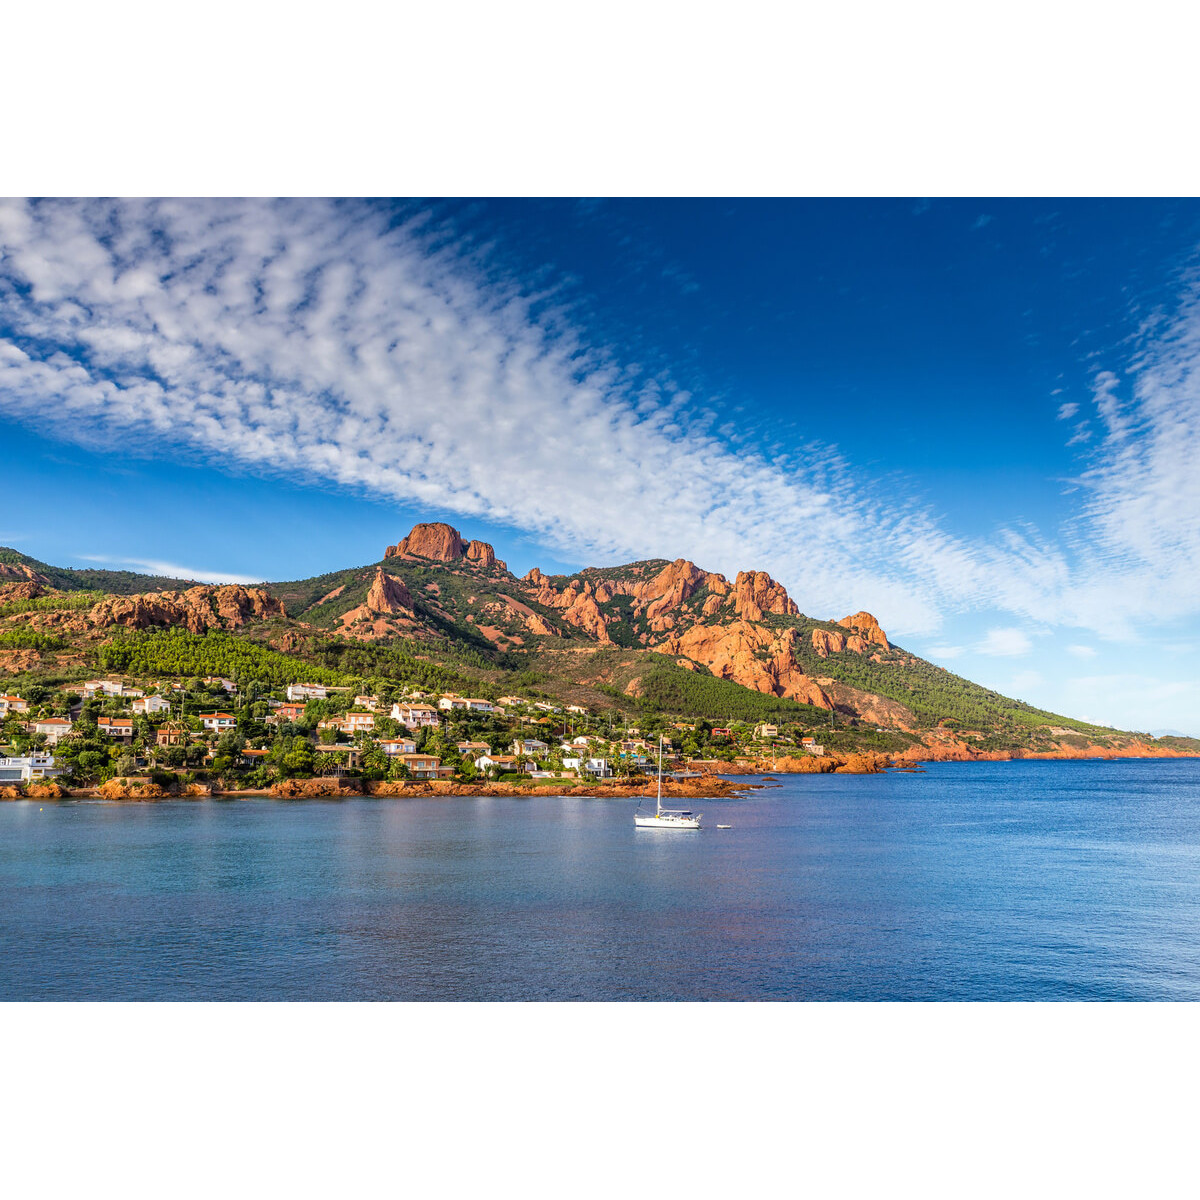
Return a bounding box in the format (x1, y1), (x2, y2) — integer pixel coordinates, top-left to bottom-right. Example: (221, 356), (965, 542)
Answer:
(0, 199), (1198, 646)
(78, 554), (263, 585)
(1066, 644), (1097, 659)
(925, 645), (965, 660)
(1057, 401), (1078, 420)
(1010, 669), (1044, 693)
(977, 627), (1033, 657)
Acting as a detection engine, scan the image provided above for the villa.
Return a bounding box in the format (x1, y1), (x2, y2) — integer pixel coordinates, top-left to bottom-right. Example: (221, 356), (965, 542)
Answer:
(97, 717), (134, 740)
(398, 753), (442, 780)
(81, 680), (142, 699)
(32, 717), (73, 744)
(286, 683), (328, 702)
(392, 703), (440, 729)
(199, 713), (237, 733)
(379, 738), (418, 756)
(0, 753), (63, 782)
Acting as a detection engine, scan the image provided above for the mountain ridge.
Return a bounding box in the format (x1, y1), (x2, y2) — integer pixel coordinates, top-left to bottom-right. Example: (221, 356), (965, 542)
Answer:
(2, 524), (1194, 759)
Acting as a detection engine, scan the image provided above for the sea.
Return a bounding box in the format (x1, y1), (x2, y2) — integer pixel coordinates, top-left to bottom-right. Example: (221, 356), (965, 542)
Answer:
(2, 758), (1199, 1001)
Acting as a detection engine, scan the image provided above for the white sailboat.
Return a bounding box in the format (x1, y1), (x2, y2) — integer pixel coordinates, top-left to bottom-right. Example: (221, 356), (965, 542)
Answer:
(634, 735), (701, 830)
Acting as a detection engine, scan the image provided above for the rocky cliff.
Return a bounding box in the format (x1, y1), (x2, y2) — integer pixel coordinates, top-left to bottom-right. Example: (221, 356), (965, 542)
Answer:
(27, 585), (285, 634)
(366, 568), (413, 614)
(385, 522), (506, 571)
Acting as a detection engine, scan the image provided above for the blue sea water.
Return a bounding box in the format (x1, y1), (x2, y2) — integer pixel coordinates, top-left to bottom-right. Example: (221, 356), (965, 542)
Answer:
(2, 759), (1199, 1001)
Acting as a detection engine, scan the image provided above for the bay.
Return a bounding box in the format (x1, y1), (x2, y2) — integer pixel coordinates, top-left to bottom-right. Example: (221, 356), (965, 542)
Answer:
(2, 758), (1199, 1001)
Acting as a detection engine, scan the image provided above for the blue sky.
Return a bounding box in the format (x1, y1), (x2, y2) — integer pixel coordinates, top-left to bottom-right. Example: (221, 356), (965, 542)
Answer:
(1, 198), (1199, 735)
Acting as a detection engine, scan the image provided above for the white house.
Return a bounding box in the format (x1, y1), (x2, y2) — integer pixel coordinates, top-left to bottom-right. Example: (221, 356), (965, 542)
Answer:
(32, 717), (73, 744)
(286, 683), (328, 702)
(438, 696), (470, 711)
(353, 694), (381, 711)
(566, 705), (587, 715)
(97, 717), (134, 740)
(81, 680), (141, 699)
(476, 754), (519, 772)
(392, 703), (440, 730)
(132, 695), (171, 715)
(202, 677), (237, 693)
(562, 755), (583, 771)
(199, 713), (237, 733)
(583, 757), (613, 778)
(0, 753), (63, 782)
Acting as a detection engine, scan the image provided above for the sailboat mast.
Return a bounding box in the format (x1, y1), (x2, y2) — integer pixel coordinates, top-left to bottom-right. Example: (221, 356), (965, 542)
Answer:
(657, 734), (663, 815)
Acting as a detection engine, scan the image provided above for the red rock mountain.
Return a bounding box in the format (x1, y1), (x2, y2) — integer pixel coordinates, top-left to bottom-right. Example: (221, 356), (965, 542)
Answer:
(385, 523), (506, 571)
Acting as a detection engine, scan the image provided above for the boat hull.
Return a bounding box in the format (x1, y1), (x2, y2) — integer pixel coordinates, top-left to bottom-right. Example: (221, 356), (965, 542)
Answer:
(634, 815), (701, 830)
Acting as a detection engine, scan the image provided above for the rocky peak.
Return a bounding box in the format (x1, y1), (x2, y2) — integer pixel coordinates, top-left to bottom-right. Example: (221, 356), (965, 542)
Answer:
(386, 522), (466, 561)
(837, 611), (889, 649)
(385, 523), (505, 570)
(732, 570), (799, 622)
(366, 568), (413, 614)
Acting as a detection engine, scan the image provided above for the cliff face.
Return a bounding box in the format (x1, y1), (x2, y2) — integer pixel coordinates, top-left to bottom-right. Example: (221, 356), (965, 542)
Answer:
(838, 611), (889, 649)
(385, 523), (506, 571)
(81, 586), (285, 633)
(366, 568), (413, 614)
(518, 556), (891, 710)
(732, 570), (799, 622)
(654, 621), (833, 710)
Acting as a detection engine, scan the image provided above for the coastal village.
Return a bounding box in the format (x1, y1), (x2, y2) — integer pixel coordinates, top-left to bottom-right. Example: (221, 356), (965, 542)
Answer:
(3, 522), (1192, 799)
(0, 676), (834, 797)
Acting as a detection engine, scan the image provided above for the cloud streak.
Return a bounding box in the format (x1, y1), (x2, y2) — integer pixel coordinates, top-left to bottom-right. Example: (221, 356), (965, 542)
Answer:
(0, 199), (1197, 643)
(76, 555), (265, 586)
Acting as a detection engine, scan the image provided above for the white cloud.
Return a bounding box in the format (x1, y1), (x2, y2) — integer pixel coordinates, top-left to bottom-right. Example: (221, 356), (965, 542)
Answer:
(977, 627), (1033, 657)
(1057, 401), (1078, 420)
(1066, 644), (1097, 658)
(1010, 669), (1044, 693)
(78, 555), (263, 585)
(0, 199), (1197, 648)
(925, 645), (965, 660)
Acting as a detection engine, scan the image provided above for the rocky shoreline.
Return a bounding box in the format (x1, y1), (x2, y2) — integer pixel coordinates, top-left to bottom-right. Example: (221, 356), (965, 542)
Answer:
(4, 744), (1195, 802)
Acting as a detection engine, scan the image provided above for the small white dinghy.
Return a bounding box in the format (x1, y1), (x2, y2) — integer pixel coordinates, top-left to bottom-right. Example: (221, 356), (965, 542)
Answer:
(717, 824), (732, 830)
